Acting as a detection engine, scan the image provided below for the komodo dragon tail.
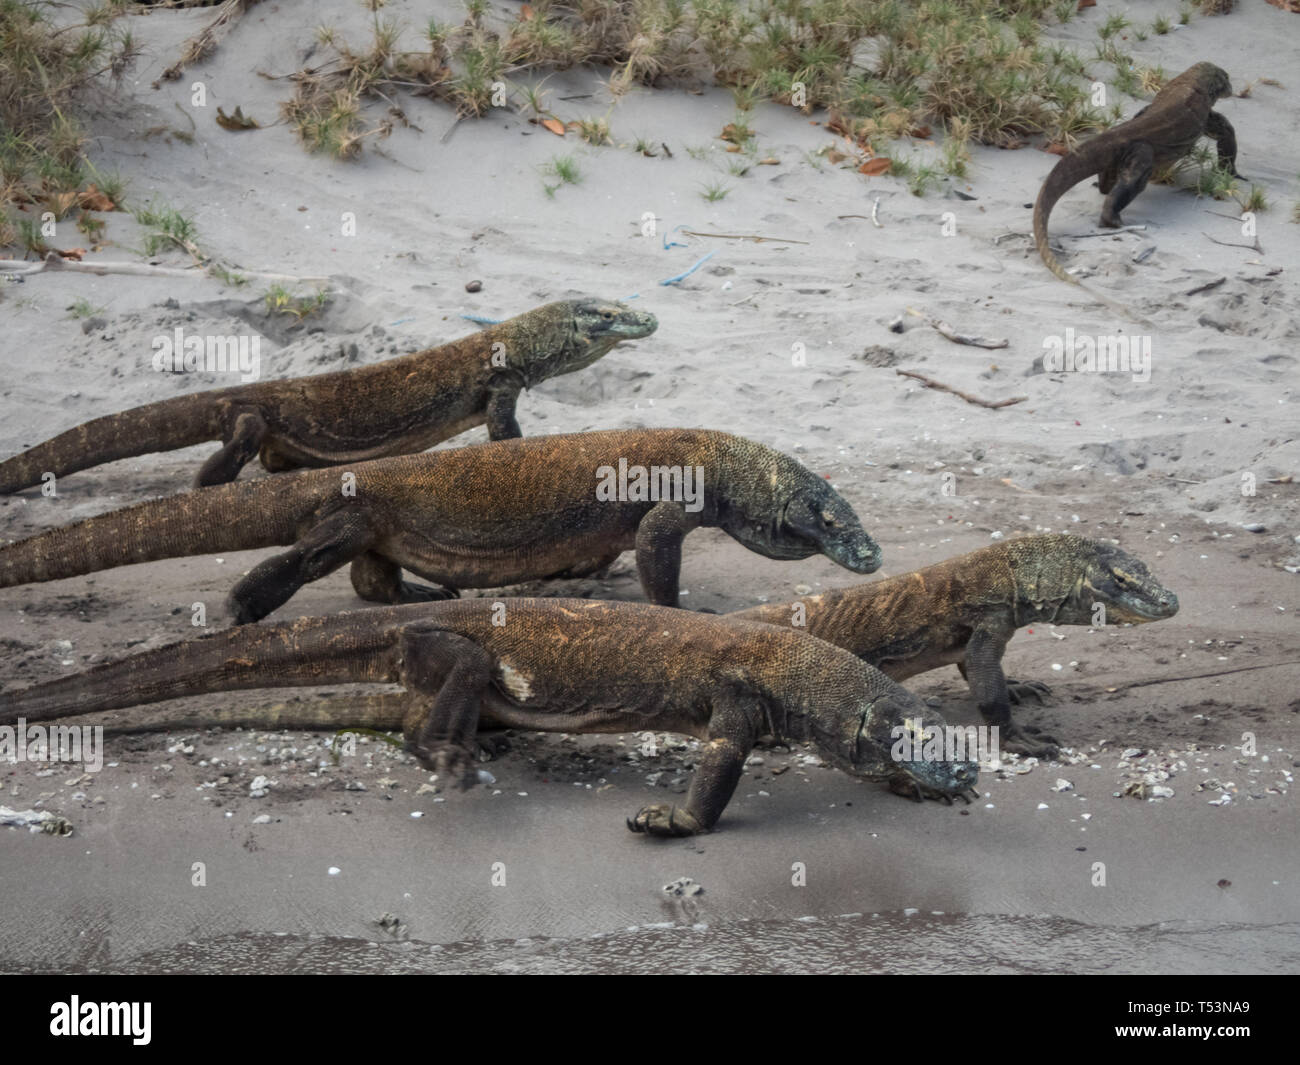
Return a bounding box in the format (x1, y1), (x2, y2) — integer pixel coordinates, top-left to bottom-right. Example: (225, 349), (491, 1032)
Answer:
(0, 474), (313, 587)
(0, 392), (223, 494)
(1033, 149), (1152, 328)
(0, 614), (400, 727)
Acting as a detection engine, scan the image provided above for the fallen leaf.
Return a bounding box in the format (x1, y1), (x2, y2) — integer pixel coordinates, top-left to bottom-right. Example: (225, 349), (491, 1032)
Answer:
(540, 117), (565, 136)
(908, 125), (932, 139)
(216, 105), (260, 131)
(1265, 0), (1300, 9)
(724, 143), (741, 153)
(1043, 142), (1068, 156)
(78, 184), (116, 211)
(57, 247), (87, 261)
(1077, 0), (1096, 8)
(520, 2), (536, 17)
(858, 157), (891, 176)
(758, 157), (779, 165)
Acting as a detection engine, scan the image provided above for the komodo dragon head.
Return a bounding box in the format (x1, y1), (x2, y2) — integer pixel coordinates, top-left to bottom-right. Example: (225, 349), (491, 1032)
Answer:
(1188, 61), (1234, 103)
(1006, 535), (1179, 627)
(515, 298), (658, 384)
(814, 685), (980, 804)
(717, 443), (884, 574)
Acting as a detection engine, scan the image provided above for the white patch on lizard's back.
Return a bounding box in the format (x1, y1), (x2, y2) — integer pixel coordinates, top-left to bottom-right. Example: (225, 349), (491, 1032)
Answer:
(498, 662), (535, 701)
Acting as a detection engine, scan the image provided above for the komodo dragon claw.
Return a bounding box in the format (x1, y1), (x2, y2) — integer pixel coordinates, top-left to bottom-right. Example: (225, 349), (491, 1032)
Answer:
(627, 803), (705, 837)
(1006, 679), (1052, 705)
(999, 722), (1059, 760)
(407, 740), (480, 790)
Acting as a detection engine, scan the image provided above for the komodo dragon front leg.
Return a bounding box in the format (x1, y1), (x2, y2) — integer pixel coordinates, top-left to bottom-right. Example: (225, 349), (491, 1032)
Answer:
(634, 501), (697, 607)
(628, 698), (757, 836)
(1204, 110), (1242, 177)
(398, 624), (489, 791)
(960, 627), (1060, 759)
(484, 382), (524, 439)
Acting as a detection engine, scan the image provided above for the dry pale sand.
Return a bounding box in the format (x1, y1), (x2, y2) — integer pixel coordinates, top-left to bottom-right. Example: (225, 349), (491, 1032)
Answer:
(1, 2), (1298, 973)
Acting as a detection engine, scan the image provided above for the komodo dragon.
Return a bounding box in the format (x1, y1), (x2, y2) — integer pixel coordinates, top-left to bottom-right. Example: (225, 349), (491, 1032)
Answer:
(0, 298), (657, 494)
(0, 599), (979, 835)
(730, 535), (1179, 759)
(0, 428), (883, 622)
(1033, 61), (1239, 321)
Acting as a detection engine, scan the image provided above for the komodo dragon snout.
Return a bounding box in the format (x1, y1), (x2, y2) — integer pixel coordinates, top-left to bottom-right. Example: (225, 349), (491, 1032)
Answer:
(548, 299), (658, 377)
(822, 690), (980, 805)
(1080, 547), (1179, 624)
(778, 488), (883, 574)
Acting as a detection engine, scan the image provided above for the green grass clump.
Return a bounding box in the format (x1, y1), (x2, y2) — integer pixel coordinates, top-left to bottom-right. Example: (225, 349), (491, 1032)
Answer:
(0, 0), (139, 252)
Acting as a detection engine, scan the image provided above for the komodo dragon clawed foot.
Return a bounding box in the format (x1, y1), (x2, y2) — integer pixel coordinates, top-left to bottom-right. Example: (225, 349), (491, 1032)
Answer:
(627, 803), (706, 837)
(999, 722), (1059, 761)
(408, 740), (480, 790)
(475, 732), (513, 761)
(1006, 679), (1052, 705)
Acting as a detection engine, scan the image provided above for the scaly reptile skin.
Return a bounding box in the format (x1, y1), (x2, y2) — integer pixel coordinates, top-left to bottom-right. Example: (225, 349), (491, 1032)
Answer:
(1032, 62), (1239, 321)
(0, 298), (657, 493)
(0, 428), (883, 621)
(0, 598), (979, 835)
(731, 535), (1178, 758)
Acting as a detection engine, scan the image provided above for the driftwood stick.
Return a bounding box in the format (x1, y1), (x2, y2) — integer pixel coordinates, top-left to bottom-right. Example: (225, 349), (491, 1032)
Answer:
(896, 369), (1027, 409)
(905, 308), (1008, 349)
(1064, 224), (1148, 238)
(1185, 276), (1227, 297)
(0, 254), (329, 284)
(679, 230), (809, 245)
(1201, 231), (1263, 253)
(1102, 659), (1300, 693)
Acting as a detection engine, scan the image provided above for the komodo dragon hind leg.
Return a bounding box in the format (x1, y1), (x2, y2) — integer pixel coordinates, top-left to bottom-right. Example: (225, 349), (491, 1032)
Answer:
(628, 700), (755, 837)
(635, 501), (691, 607)
(195, 409), (268, 487)
(1100, 142), (1155, 228)
(398, 624), (490, 791)
(227, 509), (377, 624)
(258, 438), (306, 473)
(349, 551), (460, 604)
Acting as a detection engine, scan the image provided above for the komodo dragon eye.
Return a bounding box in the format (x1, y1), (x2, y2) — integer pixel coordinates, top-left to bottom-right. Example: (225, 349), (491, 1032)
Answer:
(602, 311), (614, 321)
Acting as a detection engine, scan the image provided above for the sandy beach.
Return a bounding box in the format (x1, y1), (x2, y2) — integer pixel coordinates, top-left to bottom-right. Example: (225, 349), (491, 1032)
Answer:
(1, 0), (1297, 974)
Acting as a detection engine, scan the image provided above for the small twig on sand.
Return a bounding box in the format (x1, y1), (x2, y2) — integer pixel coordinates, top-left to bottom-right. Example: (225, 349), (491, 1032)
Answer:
(871, 197), (882, 228)
(905, 308), (1008, 349)
(1185, 276), (1227, 297)
(1064, 224), (1148, 238)
(0, 253), (329, 284)
(1102, 659), (1300, 693)
(896, 369), (1026, 409)
(731, 292), (757, 307)
(679, 230), (809, 245)
(999, 477), (1039, 494)
(1202, 231), (1263, 253)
